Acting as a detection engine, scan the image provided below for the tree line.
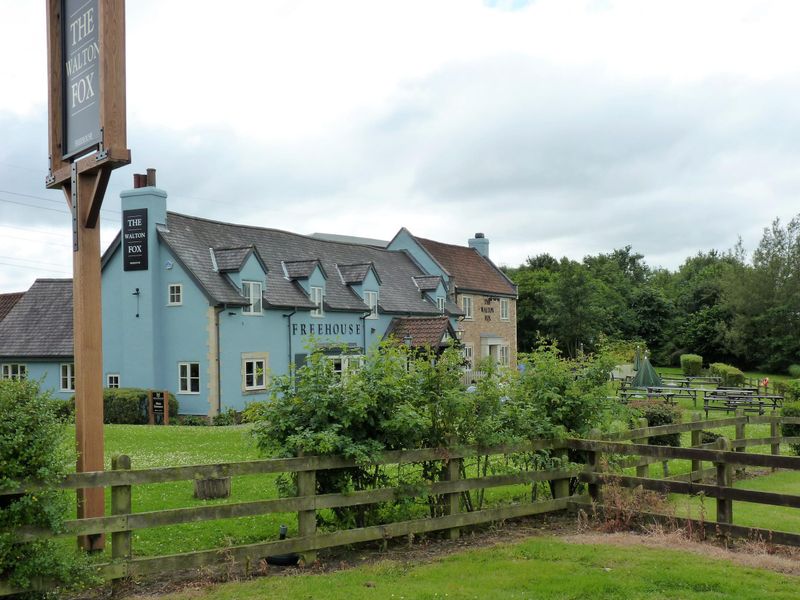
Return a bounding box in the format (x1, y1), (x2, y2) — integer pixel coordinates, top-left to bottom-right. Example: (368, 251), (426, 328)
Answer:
(504, 215), (800, 372)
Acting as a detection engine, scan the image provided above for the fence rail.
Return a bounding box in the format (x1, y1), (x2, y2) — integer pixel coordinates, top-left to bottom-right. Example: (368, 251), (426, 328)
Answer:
(4, 412), (800, 596)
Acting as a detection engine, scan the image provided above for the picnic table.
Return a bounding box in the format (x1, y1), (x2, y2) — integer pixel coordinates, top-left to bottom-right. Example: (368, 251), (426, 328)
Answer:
(703, 393), (784, 417)
(647, 386), (703, 407)
(619, 388), (676, 404)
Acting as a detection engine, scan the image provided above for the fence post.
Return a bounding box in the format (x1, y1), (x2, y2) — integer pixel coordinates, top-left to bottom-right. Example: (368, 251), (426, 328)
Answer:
(634, 418), (649, 479)
(111, 454), (131, 594)
(734, 409), (746, 476)
(296, 456), (317, 565)
(446, 441), (461, 540)
(714, 437), (733, 525)
(552, 447), (570, 500)
(690, 412), (702, 480)
(771, 410), (780, 472)
(587, 428), (602, 504)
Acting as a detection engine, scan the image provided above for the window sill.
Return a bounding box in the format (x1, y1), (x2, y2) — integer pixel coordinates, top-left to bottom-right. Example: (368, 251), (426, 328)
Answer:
(178, 391), (200, 395)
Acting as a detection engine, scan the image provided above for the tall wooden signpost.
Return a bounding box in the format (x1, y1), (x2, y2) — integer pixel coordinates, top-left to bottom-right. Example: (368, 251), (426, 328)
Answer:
(46, 0), (131, 551)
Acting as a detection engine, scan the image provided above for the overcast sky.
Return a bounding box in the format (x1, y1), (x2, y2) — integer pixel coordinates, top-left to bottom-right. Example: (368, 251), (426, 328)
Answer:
(2, 0), (800, 292)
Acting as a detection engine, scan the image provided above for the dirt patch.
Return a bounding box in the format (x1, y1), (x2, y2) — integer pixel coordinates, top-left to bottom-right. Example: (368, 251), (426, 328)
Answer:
(563, 530), (800, 576)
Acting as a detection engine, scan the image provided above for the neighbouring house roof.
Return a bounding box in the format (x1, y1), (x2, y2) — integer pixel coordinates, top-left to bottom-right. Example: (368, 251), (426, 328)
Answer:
(383, 316), (457, 348)
(311, 232), (389, 247)
(415, 237), (517, 297)
(0, 292), (24, 323)
(138, 213), (445, 316)
(0, 279), (73, 359)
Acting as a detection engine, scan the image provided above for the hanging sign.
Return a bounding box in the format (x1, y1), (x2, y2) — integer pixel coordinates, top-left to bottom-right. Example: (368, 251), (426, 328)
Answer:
(123, 208), (148, 271)
(62, 0), (102, 158)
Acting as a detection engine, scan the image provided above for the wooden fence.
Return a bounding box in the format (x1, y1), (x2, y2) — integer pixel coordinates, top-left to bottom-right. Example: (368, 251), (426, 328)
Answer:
(3, 412), (800, 596)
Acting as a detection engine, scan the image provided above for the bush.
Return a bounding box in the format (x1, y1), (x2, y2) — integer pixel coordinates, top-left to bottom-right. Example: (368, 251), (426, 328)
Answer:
(68, 388), (178, 424)
(629, 401), (681, 446)
(781, 402), (800, 456)
(0, 379), (96, 594)
(709, 362), (745, 387)
(775, 380), (800, 403)
(212, 407), (240, 426)
(177, 414), (209, 426)
(789, 365), (800, 378)
(679, 354), (703, 376)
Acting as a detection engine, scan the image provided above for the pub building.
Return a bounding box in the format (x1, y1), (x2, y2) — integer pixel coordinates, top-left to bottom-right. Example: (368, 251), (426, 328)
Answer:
(0, 171), (518, 415)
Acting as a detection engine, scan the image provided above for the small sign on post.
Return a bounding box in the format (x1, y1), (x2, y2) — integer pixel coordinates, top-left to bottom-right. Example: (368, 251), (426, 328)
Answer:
(148, 391), (169, 425)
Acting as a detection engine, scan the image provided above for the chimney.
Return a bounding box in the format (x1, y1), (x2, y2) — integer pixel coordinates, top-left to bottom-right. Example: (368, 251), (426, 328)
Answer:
(468, 232), (489, 258)
(132, 169), (157, 188)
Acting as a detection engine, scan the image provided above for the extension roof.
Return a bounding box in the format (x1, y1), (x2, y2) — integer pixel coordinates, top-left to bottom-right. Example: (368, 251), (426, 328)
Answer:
(384, 316), (457, 348)
(0, 279), (73, 358)
(0, 292), (23, 323)
(415, 236), (517, 297)
(149, 213), (444, 315)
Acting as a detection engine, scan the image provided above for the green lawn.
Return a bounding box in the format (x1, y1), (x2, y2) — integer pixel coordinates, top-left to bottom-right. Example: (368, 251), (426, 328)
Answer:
(140, 535), (800, 600)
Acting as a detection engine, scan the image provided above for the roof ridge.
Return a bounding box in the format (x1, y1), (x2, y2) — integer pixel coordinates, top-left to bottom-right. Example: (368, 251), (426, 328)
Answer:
(168, 212), (401, 255)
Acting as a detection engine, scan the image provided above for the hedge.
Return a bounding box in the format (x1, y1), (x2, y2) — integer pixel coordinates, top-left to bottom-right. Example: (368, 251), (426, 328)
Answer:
(679, 354), (703, 377)
(774, 379), (800, 403)
(68, 388), (178, 424)
(709, 362), (745, 387)
(629, 400), (682, 447)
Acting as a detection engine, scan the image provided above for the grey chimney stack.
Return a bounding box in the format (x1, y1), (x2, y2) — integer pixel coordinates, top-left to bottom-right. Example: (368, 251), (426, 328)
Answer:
(468, 232), (489, 258)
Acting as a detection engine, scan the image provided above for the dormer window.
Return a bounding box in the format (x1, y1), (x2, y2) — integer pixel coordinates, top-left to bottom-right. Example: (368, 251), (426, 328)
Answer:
(242, 281), (262, 315)
(365, 291), (378, 319)
(310, 286), (324, 317)
(436, 296), (445, 312)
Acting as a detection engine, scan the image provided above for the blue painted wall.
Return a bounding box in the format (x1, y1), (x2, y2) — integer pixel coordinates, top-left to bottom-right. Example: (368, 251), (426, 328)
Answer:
(386, 230), (450, 286)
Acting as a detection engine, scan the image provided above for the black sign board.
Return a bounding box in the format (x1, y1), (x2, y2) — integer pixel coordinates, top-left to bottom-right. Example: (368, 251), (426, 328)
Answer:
(152, 392), (165, 414)
(62, 0), (101, 158)
(123, 208), (148, 271)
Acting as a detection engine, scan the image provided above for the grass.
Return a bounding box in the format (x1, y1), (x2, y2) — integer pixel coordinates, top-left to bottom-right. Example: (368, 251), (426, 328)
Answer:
(671, 469), (800, 533)
(142, 535), (800, 600)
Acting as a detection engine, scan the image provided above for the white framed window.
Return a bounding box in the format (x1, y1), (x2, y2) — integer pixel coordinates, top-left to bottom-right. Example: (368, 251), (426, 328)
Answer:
(60, 363), (75, 392)
(462, 295), (473, 320)
(168, 283), (183, 306)
(462, 344), (474, 370)
(329, 355), (364, 376)
(243, 358), (266, 390)
(437, 296), (445, 312)
(178, 362), (200, 394)
(365, 291), (379, 319)
(242, 281), (263, 315)
(310, 286), (324, 317)
(499, 345), (510, 366)
(500, 298), (510, 321)
(1, 364), (27, 381)
(107, 373), (120, 388)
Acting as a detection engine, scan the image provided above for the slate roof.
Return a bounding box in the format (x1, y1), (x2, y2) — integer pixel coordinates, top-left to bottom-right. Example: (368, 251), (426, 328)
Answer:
(0, 292), (23, 323)
(337, 263), (379, 285)
(416, 237), (517, 297)
(0, 279), (73, 358)
(412, 275), (442, 292)
(213, 246), (265, 273)
(384, 316), (456, 348)
(283, 260), (325, 280)
(156, 213), (444, 315)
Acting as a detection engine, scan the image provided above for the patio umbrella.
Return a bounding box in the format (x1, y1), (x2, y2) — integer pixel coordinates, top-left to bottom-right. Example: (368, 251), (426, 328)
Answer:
(631, 356), (661, 388)
(633, 346), (641, 371)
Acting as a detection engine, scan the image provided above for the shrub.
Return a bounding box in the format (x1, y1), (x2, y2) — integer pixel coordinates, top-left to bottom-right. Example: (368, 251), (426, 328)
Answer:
(776, 380), (800, 403)
(629, 401), (681, 446)
(709, 362), (745, 387)
(781, 402), (800, 456)
(789, 365), (800, 378)
(680, 354), (703, 377)
(212, 407), (240, 426)
(68, 388), (178, 424)
(177, 415), (209, 426)
(0, 379), (96, 594)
